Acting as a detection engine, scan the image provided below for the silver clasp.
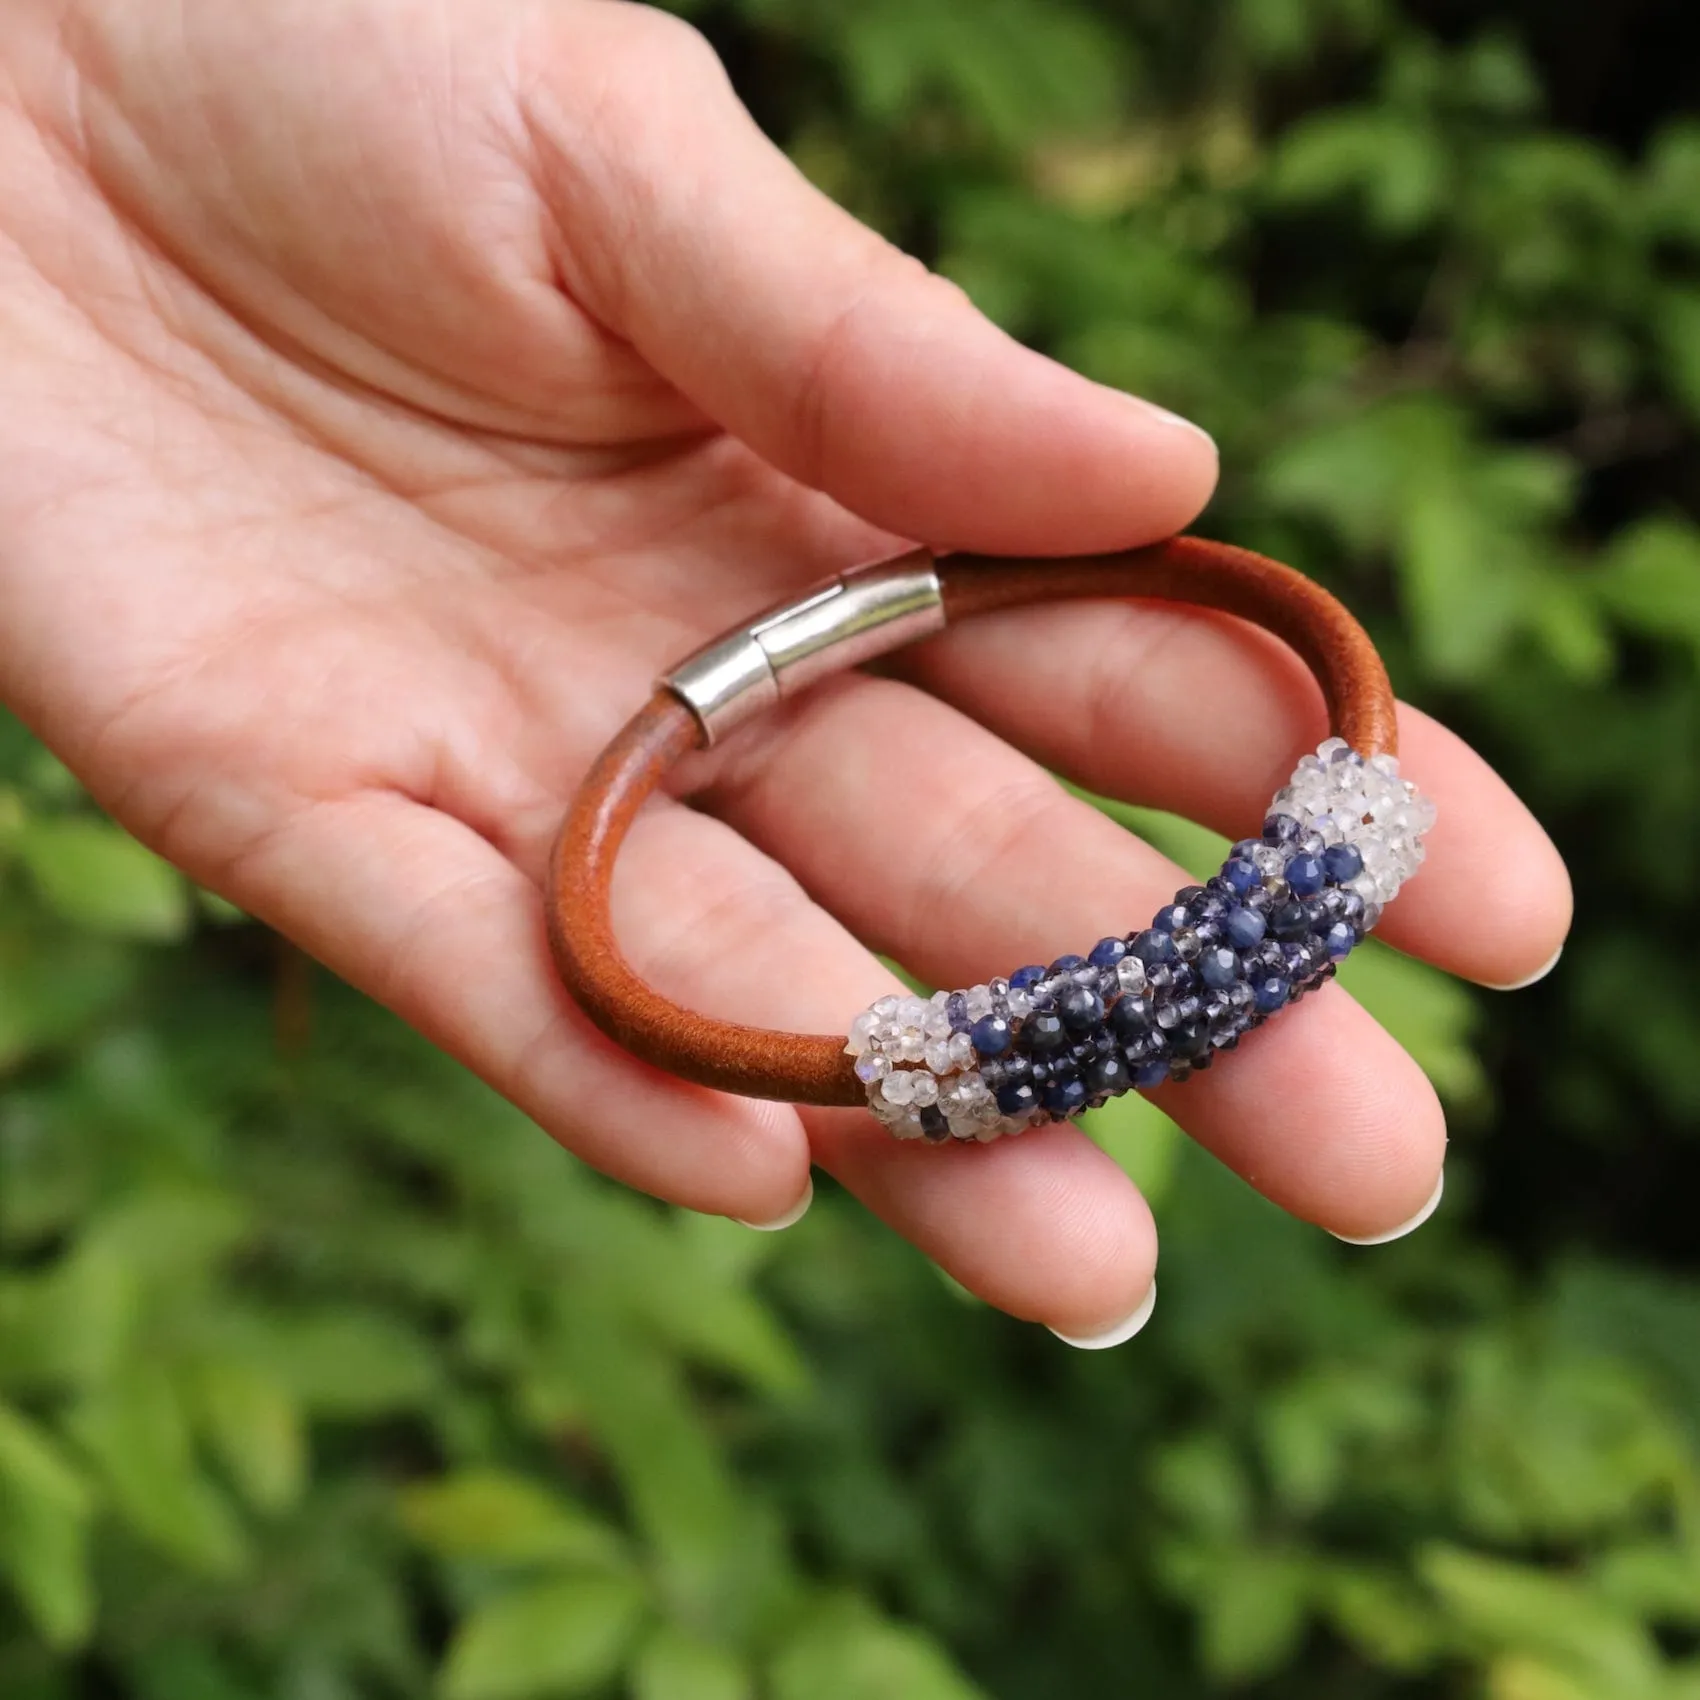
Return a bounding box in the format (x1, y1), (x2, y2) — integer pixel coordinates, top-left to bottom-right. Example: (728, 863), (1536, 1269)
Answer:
(662, 547), (944, 744)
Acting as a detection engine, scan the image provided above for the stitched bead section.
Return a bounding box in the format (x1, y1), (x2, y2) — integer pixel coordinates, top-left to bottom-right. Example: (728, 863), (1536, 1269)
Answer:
(845, 738), (1435, 1142)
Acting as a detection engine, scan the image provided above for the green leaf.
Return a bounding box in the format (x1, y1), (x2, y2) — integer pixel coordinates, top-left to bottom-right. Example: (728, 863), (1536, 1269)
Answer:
(68, 1366), (247, 1576)
(15, 817), (190, 943)
(438, 1572), (648, 1700)
(1596, 517), (1700, 662)
(632, 1626), (752, 1700)
(0, 1400), (94, 1647)
(1419, 1547), (1662, 1698)
(267, 1310), (439, 1417)
(192, 1361), (307, 1514)
(770, 1594), (988, 1700)
(1267, 108), (1446, 232)
(1195, 1547), (1313, 1682)
(400, 1469), (627, 1569)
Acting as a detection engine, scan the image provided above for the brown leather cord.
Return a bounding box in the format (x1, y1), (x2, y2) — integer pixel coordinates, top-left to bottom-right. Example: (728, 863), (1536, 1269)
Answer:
(546, 537), (1398, 1106)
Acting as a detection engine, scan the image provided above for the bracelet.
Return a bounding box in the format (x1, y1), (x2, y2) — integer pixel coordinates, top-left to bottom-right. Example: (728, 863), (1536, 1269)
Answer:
(546, 537), (1433, 1142)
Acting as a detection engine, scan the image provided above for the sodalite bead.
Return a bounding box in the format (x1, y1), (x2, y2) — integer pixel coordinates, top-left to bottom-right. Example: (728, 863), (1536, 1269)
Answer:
(1131, 928), (1177, 965)
(1198, 946), (1241, 990)
(845, 736), (1434, 1142)
(1224, 906), (1267, 949)
(1323, 843), (1364, 883)
(1286, 853), (1325, 897)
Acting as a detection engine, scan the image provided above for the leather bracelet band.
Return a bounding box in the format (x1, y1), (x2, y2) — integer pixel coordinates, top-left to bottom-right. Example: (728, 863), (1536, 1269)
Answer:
(546, 536), (1431, 1137)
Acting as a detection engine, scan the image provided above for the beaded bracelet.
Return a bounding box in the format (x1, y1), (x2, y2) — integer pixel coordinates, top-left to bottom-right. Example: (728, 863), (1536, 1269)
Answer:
(546, 538), (1433, 1141)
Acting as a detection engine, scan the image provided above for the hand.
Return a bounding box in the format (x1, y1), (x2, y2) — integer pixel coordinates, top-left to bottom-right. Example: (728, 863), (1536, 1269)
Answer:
(0, 0), (1568, 1341)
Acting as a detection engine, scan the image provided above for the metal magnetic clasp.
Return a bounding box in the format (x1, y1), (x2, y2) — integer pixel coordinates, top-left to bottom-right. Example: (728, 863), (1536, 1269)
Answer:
(661, 547), (944, 744)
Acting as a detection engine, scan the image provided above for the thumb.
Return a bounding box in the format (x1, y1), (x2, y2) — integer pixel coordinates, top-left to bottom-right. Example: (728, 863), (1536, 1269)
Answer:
(527, 4), (1217, 554)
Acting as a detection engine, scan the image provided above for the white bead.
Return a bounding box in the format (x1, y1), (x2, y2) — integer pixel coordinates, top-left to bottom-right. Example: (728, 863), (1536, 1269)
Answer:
(910, 1071), (939, 1107)
(880, 1071), (915, 1107)
(1116, 957), (1148, 994)
(947, 1031), (977, 1068)
(854, 1052), (889, 1085)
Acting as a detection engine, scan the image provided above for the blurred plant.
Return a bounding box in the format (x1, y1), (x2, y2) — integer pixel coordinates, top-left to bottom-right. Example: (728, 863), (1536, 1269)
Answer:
(5, 1), (1699, 1696)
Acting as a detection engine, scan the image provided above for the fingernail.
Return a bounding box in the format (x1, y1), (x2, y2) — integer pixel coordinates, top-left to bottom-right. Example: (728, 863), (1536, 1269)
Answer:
(735, 1176), (813, 1232)
(1110, 387), (1217, 450)
(1048, 1280), (1157, 1350)
(1331, 1170), (1444, 1246)
(1482, 943), (1564, 992)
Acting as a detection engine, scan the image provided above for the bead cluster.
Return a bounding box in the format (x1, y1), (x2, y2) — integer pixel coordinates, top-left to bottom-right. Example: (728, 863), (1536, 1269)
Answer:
(845, 738), (1435, 1141)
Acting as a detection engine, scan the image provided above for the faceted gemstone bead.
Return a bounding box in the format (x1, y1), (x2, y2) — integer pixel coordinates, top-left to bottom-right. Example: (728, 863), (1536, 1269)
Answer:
(1049, 954), (1087, 974)
(1286, 853), (1325, 897)
(1008, 964), (1047, 990)
(1087, 936), (1127, 968)
(918, 1105), (949, 1141)
(1252, 973), (1289, 1014)
(996, 1080), (1040, 1118)
(1152, 903), (1192, 934)
(1271, 899), (1311, 939)
(1198, 946), (1241, 990)
(1263, 813), (1302, 845)
(945, 991), (969, 1031)
(1172, 928), (1203, 962)
(1057, 984), (1105, 1032)
(1083, 1052), (1130, 1098)
(1109, 995), (1153, 1039)
(1134, 1058), (1170, 1089)
(1115, 957), (1148, 995)
(1224, 907), (1267, 949)
(1130, 928), (1178, 966)
(1222, 858), (1260, 896)
(1042, 1074), (1087, 1115)
(1323, 843), (1364, 883)
(970, 1014), (1013, 1057)
(1170, 1017), (1212, 1061)
(1323, 920), (1356, 959)
(1023, 1011), (1066, 1052)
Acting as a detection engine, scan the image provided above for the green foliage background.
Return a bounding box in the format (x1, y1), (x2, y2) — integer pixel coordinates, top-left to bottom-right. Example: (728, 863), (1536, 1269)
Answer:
(4, 1), (1698, 1695)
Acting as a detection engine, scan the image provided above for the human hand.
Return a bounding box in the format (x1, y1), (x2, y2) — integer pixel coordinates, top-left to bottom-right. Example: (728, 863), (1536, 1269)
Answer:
(0, 0), (1569, 1341)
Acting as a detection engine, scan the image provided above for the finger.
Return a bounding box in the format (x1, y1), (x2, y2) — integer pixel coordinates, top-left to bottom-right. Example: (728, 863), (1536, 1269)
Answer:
(494, 777), (1158, 1338)
(895, 596), (1573, 988)
(214, 790), (813, 1226)
(694, 672), (1449, 1242)
(523, 3), (1218, 553)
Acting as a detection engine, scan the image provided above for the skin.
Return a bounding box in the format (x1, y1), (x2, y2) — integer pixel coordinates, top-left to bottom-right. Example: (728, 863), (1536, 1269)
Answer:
(0, 0), (1570, 1340)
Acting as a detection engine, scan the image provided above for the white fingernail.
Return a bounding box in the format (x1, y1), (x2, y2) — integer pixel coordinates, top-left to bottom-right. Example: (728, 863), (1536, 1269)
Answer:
(1482, 943), (1564, 992)
(1331, 1170), (1445, 1246)
(1048, 1280), (1157, 1350)
(1111, 387), (1217, 449)
(735, 1176), (813, 1232)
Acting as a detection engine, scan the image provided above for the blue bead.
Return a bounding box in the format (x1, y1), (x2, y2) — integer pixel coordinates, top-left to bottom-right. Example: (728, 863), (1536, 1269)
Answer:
(1222, 857), (1260, 896)
(1130, 928), (1177, 966)
(1049, 954), (1086, 974)
(1134, 1058), (1170, 1089)
(1042, 1074), (1087, 1115)
(1198, 946), (1241, 990)
(1323, 920), (1356, 960)
(1252, 974), (1289, 1014)
(1023, 1011), (1066, 1052)
(1286, 853), (1325, 897)
(970, 1014), (1012, 1057)
(1271, 900), (1310, 939)
(1083, 1053), (1130, 1097)
(1263, 814), (1302, 846)
(1057, 984), (1106, 1032)
(1323, 843), (1364, 883)
(996, 1080), (1040, 1117)
(1008, 964), (1047, 990)
(1109, 995), (1152, 1039)
(918, 1105), (949, 1141)
(1152, 903), (1191, 933)
(946, 991), (969, 1030)
(1224, 907), (1267, 949)
(1087, 936), (1127, 968)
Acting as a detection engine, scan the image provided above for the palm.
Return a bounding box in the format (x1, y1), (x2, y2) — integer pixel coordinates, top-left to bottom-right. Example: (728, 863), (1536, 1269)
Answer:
(0, 0), (1569, 1340)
